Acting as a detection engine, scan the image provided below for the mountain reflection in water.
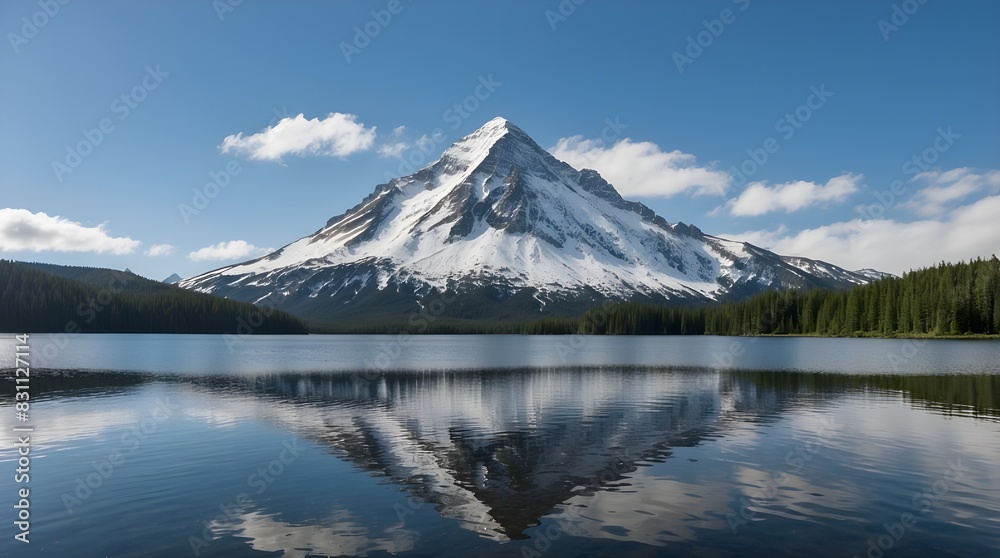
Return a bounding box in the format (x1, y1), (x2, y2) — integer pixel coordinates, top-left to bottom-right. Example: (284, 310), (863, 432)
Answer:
(7, 366), (997, 558)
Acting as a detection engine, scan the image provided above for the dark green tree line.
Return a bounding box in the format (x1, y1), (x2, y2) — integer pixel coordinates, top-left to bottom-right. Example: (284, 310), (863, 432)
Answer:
(0, 260), (307, 334)
(531, 256), (1000, 337)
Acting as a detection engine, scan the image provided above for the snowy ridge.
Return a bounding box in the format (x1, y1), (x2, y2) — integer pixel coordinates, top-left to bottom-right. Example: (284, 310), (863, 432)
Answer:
(853, 268), (896, 281)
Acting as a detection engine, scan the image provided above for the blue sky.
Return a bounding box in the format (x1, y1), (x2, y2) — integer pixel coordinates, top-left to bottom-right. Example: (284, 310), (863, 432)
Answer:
(1, 0), (998, 279)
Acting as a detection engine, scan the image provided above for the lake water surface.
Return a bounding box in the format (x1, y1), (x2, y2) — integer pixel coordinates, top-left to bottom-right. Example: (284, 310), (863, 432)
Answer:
(1, 334), (999, 557)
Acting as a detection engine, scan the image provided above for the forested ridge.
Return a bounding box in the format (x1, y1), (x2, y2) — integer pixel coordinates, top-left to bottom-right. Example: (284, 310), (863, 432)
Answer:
(4, 257), (999, 337)
(523, 256), (1000, 337)
(0, 260), (307, 334)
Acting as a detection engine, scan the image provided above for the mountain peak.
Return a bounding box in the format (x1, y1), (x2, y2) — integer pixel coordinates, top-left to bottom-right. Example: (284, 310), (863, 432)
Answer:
(435, 117), (554, 184)
(459, 116), (521, 145)
(480, 116), (524, 134)
(483, 115), (511, 128)
(439, 117), (533, 164)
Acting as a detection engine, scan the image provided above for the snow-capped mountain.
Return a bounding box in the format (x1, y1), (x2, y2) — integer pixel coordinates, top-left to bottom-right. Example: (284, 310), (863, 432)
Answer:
(179, 117), (875, 322)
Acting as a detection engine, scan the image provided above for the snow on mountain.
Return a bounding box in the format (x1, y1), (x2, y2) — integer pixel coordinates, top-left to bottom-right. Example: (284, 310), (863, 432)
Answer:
(179, 117), (876, 322)
(853, 268), (896, 281)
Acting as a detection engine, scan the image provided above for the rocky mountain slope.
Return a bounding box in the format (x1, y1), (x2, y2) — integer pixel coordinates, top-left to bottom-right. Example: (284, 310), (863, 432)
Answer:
(179, 117), (874, 323)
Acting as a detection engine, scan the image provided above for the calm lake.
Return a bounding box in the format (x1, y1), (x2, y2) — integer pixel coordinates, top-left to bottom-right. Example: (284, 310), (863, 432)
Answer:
(2, 334), (999, 557)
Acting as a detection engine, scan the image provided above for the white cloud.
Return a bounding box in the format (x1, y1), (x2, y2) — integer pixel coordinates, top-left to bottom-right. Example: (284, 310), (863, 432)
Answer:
(726, 173), (862, 216)
(376, 125), (409, 158)
(220, 112), (376, 162)
(0, 208), (139, 255)
(377, 142), (409, 158)
(901, 168), (1000, 216)
(187, 240), (272, 262)
(145, 243), (175, 257)
(721, 193), (1000, 275)
(376, 126), (438, 159)
(550, 137), (730, 198)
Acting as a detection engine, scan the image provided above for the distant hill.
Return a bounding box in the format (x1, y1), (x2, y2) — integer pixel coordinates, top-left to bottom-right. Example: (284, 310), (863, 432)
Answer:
(0, 260), (307, 334)
(20, 261), (177, 293)
(163, 273), (182, 284)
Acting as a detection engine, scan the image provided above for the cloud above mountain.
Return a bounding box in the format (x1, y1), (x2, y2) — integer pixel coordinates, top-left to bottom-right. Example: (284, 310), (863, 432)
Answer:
(187, 240), (272, 262)
(901, 168), (1000, 216)
(724, 174), (862, 216)
(220, 112), (376, 162)
(145, 243), (175, 257)
(723, 187), (1000, 275)
(550, 136), (730, 198)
